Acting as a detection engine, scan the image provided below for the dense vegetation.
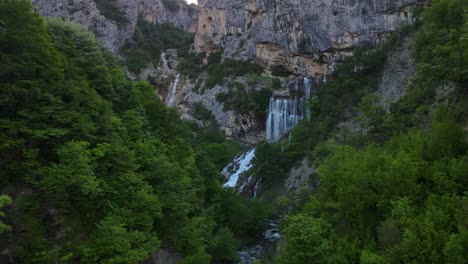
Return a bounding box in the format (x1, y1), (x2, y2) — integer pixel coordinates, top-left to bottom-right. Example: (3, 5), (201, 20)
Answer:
(250, 0), (468, 263)
(0, 1), (269, 263)
(1, 0), (466, 263)
(161, 0), (187, 12)
(122, 18), (194, 73)
(94, 0), (128, 27)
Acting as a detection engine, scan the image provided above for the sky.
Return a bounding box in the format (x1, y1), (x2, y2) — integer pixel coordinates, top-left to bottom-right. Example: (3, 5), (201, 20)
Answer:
(185, 0), (198, 4)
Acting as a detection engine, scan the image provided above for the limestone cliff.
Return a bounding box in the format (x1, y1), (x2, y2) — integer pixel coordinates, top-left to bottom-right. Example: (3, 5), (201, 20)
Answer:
(194, 0), (428, 77)
(32, 0), (198, 53)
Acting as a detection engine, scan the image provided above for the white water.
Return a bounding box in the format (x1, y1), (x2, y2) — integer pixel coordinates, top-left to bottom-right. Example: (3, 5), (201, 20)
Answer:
(304, 77), (312, 119)
(239, 221), (281, 264)
(166, 74), (180, 107)
(222, 77), (312, 263)
(222, 149), (256, 188)
(265, 78), (312, 141)
(160, 52), (170, 71)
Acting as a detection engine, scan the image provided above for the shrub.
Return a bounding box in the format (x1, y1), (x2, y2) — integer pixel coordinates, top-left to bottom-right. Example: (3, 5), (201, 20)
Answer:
(161, 0), (184, 12)
(122, 19), (194, 73)
(193, 102), (216, 125)
(204, 57), (263, 88)
(94, 0), (128, 27)
(270, 64), (290, 77)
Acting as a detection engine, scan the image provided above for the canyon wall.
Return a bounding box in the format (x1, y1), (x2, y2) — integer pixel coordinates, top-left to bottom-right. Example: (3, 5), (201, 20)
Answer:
(195, 0), (428, 77)
(32, 0), (198, 52)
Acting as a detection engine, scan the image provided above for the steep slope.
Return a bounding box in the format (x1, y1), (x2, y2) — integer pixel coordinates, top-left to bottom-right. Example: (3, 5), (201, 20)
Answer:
(195, 0), (428, 76)
(32, 0), (198, 52)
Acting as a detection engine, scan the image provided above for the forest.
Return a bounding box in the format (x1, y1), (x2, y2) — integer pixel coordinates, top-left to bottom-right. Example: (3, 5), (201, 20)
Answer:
(0, 1), (268, 263)
(260, 0), (467, 262)
(0, 0), (467, 263)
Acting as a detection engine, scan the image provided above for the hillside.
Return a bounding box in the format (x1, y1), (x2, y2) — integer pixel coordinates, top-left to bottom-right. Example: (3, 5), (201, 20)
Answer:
(1, 0), (467, 263)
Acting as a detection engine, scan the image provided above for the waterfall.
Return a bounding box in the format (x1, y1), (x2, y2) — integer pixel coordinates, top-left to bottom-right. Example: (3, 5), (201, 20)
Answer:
(304, 77), (312, 119)
(160, 52), (170, 71)
(265, 77), (312, 141)
(222, 149), (256, 188)
(166, 74), (180, 107)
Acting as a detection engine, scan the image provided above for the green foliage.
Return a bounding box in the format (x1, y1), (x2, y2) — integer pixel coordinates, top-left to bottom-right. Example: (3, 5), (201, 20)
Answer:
(274, 2), (467, 263)
(122, 19), (194, 73)
(414, 0), (468, 84)
(80, 214), (160, 264)
(216, 81), (272, 122)
(277, 214), (332, 264)
(193, 102), (216, 124)
(280, 113), (467, 263)
(357, 94), (386, 130)
(207, 227), (239, 263)
(207, 51), (222, 64)
(205, 58), (263, 88)
(217, 189), (271, 239)
(270, 65), (290, 77)
(177, 51), (205, 79)
(193, 124), (242, 170)
(0, 1), (246, 262)
(0, 195), (12, 233)
(94, 0), (128, 27)
(38, 141), (100, 199)
(161, 0), (185, 12)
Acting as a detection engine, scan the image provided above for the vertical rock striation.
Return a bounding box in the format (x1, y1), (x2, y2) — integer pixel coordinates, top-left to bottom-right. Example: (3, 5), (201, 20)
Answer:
(32, 0), (198, 53)
(195, 0), (428, 77)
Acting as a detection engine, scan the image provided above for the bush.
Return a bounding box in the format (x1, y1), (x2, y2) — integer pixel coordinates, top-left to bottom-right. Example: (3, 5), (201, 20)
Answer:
(270, 65), (290, 77)
(205, 58), (263, 88)
(95, 0), (128, 27)
(177, 51), (205, 79)
(217, 82), (272, 121)
(207, 228), (239, 263)
(161, 0), (184, 12)
(122, 19), (194, 73)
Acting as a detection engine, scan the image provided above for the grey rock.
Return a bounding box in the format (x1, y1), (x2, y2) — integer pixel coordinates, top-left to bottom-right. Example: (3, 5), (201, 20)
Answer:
(195, 0), (428, 76)
(32, 0), (198, 53)
(284, 158), (316, 195)
(376, 35), (416, 111)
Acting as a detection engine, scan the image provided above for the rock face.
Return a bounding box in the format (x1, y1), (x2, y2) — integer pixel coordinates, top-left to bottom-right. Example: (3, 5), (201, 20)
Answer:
(194, 0), (428, 77)
(32, 0), (198, 53)
(177, 77), (266, 144)
(376, 35), (415, 112)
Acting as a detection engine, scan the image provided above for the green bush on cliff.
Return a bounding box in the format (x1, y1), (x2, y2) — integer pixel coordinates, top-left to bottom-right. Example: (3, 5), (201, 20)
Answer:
(95, 0), (128, 27)
(161, 0), (185, 12)
(205, 58), (263, 88)
(122, 18), (194, 73)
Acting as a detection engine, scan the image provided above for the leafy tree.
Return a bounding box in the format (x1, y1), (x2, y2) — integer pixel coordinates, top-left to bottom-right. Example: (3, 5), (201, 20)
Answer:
(207, 227), (239, 263)
(278, 214), (332, 264)
(80, 214), (160, 264)
(0, 195), (12, 233)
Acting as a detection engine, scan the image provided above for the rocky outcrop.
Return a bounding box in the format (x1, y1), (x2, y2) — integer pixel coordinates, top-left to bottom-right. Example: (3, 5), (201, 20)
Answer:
(177, 78), (266, 143)
(284, 158), (316, 195)
(376, 35), (415, 112)
(137, 49), (265, 143)
(194, 0), (428, 77)
(32, 0), (198, 53)
(338, 34), (416, 135)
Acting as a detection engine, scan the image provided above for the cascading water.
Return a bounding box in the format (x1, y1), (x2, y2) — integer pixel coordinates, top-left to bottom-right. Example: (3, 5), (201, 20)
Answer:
(166, 74), (180, 107)
(222, 77), (312, 264)
(265, 78), (312, 141)
(160, 52), (170, 71)
(265, 98), (304, 141)
(222, 149), (256, 188)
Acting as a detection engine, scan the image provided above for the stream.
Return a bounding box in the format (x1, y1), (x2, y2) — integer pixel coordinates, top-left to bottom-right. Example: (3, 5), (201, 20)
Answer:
(238, 221), (281, 264)
(222, 77), (313, 263)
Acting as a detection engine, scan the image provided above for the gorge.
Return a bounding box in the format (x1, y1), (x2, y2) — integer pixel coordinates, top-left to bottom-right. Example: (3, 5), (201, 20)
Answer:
(1, 0), (467, 263)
